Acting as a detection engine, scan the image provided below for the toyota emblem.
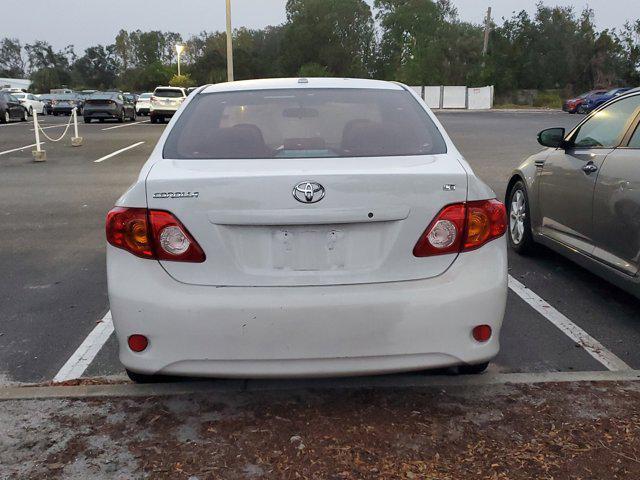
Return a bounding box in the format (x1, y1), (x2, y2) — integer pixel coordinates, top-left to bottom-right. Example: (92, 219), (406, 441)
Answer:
(293, 181), (325, 204)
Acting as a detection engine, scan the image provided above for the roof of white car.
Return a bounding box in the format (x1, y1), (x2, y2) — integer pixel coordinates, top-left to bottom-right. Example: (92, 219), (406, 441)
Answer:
(201, 78), (404, 94)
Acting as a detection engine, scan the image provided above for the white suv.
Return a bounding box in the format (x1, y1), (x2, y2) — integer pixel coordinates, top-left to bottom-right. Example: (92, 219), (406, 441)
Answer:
(106, 78), (508, 382)
(150, 86), (187, 123)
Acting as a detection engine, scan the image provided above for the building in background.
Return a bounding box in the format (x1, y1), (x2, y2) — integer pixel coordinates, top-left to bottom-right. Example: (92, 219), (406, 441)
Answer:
(0, 78), (32, 92)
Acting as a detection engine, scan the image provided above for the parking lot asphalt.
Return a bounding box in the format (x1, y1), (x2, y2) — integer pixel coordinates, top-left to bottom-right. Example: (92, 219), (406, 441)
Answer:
(1, 110), (638, 385)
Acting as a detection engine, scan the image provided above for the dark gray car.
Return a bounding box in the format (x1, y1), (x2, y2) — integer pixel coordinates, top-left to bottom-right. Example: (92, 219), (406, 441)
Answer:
(83, 92), (136, 123)
(0, 92), (28, 123)
(507, 89), (640, 298)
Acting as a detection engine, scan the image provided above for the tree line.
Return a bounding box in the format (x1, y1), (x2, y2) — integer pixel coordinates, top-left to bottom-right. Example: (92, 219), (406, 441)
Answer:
(1, 0), (638, 94)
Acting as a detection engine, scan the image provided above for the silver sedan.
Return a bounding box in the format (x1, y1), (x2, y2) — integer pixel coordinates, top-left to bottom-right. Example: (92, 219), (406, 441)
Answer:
(507, 89), (640, 298)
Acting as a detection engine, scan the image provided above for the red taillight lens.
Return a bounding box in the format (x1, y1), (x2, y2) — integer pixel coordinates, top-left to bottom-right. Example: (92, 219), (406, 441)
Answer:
(464, 199), (507, 251)
(106, 207), (153, 259)
(413, 203), (466, 256)
(413, 199), (506, 257)
(106, 208), (205, 263)
(148, 210), (206, 262)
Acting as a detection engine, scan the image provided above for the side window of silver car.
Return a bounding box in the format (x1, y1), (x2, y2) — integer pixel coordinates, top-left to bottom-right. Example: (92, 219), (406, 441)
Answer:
(572, 96), (640, 149)
(629, 124), (640, 149)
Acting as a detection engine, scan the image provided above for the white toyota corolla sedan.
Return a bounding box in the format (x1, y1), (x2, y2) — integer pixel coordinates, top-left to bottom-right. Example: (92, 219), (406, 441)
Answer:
(106, 78), (508, 382)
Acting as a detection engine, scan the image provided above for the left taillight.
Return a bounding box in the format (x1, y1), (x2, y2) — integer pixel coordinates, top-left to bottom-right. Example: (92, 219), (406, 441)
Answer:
(106, 207), (205, 263)
(413, 199), (506, 257)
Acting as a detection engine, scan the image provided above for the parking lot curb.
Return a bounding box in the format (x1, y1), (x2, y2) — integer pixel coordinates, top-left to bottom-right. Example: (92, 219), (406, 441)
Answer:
(1, 370), (639, 401)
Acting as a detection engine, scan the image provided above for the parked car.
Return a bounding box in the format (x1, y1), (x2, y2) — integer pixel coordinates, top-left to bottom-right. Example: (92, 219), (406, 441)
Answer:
(83, 92), (136, 123)
(0, 91), (28, 123)
(39, 94), (57, 115)
(507, 89), (640, 298)
(51, 94), (84, 116)
(106, 78), (508, 383)
(579, 87), (632, 114)
(150, 86), (187, 123)
(562, 89), (607, 114)
(135, 92), (152, 116)
(11, 92), (46, 116)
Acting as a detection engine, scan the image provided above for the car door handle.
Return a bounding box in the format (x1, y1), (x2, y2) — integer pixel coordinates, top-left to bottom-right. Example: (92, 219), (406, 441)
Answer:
(582, 162), (598, 174)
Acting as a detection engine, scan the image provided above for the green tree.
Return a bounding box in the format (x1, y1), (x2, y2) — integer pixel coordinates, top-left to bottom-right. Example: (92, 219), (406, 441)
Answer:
(169, 73), (195, 88)
(0, 38), (25, 77)
(374, 0), (482, 85)
(72, 45), (118, 89)
(283, 0), (375, 77)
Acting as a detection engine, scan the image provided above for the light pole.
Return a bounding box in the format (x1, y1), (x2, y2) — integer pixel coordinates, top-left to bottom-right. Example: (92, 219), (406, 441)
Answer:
(175, 44), (185, 76)
(225, 0), (234, 81)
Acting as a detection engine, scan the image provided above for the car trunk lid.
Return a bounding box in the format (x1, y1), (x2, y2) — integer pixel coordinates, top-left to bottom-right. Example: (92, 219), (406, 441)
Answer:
(145, 156), (467, 287)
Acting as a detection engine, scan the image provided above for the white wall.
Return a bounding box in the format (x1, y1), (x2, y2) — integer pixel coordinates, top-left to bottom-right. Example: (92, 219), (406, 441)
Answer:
(468, 86), (493, 110)
(442, 86), (467, 109)
(423, 86), (442, 109)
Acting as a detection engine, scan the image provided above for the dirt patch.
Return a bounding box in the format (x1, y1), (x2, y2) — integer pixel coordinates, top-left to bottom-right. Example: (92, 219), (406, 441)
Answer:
(1, 381), (639, 479)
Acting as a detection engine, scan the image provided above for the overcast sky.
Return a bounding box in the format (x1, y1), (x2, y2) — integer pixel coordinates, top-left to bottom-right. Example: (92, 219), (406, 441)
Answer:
(3, 0), (637, 52)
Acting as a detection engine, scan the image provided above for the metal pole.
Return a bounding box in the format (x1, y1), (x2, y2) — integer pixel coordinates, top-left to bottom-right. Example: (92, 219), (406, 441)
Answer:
(482, 7), (492, 56)
(71, 107), (83, 146)
(32, 109), (46, 161)
(33, 109), (41, 152)
(225, 0), (234, 82)
(73, 108), (79, 139)
(177, 52), (181, 76)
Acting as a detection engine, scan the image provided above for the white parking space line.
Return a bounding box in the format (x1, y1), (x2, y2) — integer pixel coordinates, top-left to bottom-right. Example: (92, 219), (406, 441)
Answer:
(0, 121), (32, 128)
(0, 143), (43, 156)
(102, 121), (149, 131)
(30, 124), (69, 131)
(508, 275), (632, 372)
(94, 141), (145, 163)
(52, 311), (114, 382)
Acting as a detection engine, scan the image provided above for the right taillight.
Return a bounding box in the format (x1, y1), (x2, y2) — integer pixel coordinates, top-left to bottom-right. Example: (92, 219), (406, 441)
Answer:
(106, 207), (205, 263)
(413, 199), (506, 257)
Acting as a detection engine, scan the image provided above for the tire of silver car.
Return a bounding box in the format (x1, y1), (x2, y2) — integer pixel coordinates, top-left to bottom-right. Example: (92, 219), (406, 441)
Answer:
(28, 106), (33, 116)
(507, 180), (535, 254)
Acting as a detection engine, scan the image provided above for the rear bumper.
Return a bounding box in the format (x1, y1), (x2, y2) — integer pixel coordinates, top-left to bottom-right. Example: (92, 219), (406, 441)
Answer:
(150, 109), (176, 116)
(52, 107), (77, 114)
(84, 110), (119, 119)
(108, 238), (508, 378)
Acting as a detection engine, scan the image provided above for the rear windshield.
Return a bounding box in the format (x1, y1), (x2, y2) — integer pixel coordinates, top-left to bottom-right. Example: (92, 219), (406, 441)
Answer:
(163, 88), (447, 159)
(155, 89), (184, 98)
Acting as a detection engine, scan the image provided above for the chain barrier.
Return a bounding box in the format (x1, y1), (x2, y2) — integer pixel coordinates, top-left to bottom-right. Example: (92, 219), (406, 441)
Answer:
(32, 107), (83, 162)
(37, 111), (74, 142)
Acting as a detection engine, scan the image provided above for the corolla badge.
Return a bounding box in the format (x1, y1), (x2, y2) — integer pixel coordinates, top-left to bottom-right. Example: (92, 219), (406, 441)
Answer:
(293, 181), (325, 204)
(153, 191), (199, 199)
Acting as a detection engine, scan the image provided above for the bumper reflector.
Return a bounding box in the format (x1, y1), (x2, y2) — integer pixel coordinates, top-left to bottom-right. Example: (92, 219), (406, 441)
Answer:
(128, 334), (149, 352)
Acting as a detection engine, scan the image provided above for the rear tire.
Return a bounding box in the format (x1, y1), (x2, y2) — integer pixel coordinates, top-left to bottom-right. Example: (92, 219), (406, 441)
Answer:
(21, 109), (27, 121)
(118, 110), (125, 123)
(1, 110), (8, 124)
(458, 362), (489, 375)
(507, 180), (535, 254)
(28, 106), (33, 117)
(84, 117), (91, 123)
